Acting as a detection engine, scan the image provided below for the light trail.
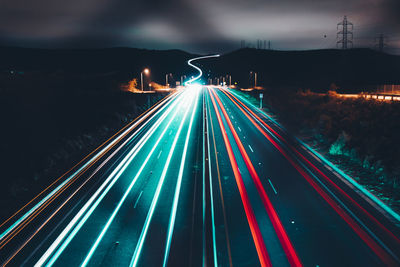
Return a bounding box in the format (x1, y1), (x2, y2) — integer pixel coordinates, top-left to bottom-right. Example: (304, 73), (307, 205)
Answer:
(185, 55), (219, 85)
(224, 88), (400, 243)
(229, 88), (400, 223)
(221, 89), (399, 265)
(202, 91), (207, 266)
(129, 89), (197, 267)
(207, 90), (234, 267)
(210, 89), (302, 267)
(0, 93), (174, 246)
(1, 95), (177, 266)
(35, 93), (183, 266)
(77, 92), (188, 267)
(207, 87), (272, 267)
(162, 87), (199, 267)
(205, 92), (219, 267)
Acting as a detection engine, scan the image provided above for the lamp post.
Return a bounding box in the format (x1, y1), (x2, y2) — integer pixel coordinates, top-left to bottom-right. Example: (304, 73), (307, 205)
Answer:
(250, 71), (257, 88)
(141, 68), (150, 92)
(166, 73), (172, 87)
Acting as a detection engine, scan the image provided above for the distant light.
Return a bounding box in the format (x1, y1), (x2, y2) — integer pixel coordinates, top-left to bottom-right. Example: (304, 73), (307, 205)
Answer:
(143, 68), (150, 75)
(187, 83), (202, 91)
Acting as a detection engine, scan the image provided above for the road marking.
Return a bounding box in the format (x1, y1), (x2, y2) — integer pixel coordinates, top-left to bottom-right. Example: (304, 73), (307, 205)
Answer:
(134, 191), (143, 209)
(157, 150), (163, 159)
(268, 179), (278, 195)
(248, 145), (254, 153)
(238, 127), (241, 132)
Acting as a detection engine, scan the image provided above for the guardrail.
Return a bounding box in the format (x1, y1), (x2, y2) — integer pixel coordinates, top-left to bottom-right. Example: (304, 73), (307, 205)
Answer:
(360, 93), (400, 101)
(337, 93), (400, 101)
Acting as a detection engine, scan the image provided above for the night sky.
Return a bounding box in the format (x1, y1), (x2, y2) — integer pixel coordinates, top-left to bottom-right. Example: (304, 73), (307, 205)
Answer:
(1, 0), (399, 53)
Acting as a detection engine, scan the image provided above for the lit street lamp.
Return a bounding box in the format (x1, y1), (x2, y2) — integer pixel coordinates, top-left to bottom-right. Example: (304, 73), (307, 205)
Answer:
(141, 68), (150, 92)
(166, 73), (172, 87)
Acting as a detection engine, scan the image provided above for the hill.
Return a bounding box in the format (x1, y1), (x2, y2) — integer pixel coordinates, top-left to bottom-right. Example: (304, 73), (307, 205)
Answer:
(199, 48), (400, 92)
(0, 46), (198, 84)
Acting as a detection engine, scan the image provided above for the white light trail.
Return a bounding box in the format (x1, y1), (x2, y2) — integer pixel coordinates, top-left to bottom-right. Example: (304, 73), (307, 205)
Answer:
(185, 55), (220, 85)
(129, 89), (197, 267)
(35, 93), (183, 266)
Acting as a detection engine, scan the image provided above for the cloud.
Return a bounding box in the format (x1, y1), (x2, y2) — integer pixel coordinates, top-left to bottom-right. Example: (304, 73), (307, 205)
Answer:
(0, 0), (398, 53)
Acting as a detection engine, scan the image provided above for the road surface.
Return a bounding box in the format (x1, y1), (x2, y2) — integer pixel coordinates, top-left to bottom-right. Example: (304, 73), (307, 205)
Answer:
(1, 56), (400, 266)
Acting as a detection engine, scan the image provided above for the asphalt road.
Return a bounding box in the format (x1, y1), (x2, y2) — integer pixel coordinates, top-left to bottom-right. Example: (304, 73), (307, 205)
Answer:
(204, 87), (400, 266)
(1, 57), (400, 266)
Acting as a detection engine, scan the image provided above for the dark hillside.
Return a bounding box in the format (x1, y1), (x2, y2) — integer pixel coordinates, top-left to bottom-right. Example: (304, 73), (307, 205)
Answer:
(0, 46), (198, 219)
(0, 46), (198, 84)
(200, 48), (400, 91)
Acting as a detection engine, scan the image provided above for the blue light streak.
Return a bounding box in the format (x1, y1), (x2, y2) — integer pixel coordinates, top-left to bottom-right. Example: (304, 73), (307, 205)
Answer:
(162, 87), (199, 267)
(36, 93), (183, 266)
(129, 89), (196, 267)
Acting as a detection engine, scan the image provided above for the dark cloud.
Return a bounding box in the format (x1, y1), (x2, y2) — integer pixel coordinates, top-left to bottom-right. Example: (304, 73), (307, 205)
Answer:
(0, 0), (398, 53)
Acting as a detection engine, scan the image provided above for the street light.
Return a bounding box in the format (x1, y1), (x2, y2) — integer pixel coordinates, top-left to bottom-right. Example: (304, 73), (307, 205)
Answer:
(141, 68), (150, 92)
(250, 71), (257, 88)
(166, 73), (172, 87)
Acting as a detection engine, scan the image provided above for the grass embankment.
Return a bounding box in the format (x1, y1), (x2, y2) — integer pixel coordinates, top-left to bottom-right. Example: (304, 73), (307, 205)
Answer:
(236, 88), (400, 211)
(0, 71), (167, 220)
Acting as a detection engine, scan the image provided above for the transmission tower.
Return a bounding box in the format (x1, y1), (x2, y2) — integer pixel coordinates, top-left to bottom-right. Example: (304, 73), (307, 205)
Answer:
(375, 34), (387, 52)
(337, 16), (353, 49)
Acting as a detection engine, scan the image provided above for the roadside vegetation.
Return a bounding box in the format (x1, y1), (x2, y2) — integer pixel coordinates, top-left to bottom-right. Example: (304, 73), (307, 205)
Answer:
(0, 70), (167, 220)
(238, 88), (400, 211)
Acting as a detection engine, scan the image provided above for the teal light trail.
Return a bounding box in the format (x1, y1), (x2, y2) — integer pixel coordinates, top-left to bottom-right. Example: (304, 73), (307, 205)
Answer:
(229, 88), (400, 223)
(80, 93), (189, 267)
(162, 87), (199, 267)
(129, 89), (196, 267)
(36, 93), (183, 266)
(0, 95), (174, 243)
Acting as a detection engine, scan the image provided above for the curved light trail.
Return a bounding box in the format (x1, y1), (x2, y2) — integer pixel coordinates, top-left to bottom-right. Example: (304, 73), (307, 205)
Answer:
(185, 54), (220, 85)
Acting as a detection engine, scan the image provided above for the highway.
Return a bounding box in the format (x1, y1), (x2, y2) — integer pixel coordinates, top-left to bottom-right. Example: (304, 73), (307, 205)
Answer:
(1, 55), (400, 266)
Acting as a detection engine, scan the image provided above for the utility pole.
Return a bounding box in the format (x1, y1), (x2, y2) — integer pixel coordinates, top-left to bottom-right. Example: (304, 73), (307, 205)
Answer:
(376, 34), (387, 52)
(268, 41), (271, 50)
(166, 74), (168, 87)
(337, 15), (353, 49)
(255, 72), (257, 87)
